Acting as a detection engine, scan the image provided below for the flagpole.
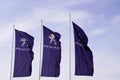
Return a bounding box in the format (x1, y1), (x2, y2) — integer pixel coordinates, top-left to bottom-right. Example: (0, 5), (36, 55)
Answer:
(10, 25), (15, 80)
(39, 20), (43, 80)
(69, 14), (72, 80)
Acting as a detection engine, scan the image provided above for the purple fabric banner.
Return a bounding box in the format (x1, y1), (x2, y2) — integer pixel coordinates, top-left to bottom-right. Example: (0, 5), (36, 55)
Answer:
(41, 26), (61, 77)
(73, 22), (94, 76)
(13, 29), (34, 77)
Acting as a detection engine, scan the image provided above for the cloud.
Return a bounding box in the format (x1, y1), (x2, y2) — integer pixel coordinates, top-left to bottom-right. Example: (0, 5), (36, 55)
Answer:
(0, 25), (13, 45)
(111, 14), (120, 27)
(66, 0), (120, 18)
(64, 0), (95, 6)
(90, 28), (107, 37)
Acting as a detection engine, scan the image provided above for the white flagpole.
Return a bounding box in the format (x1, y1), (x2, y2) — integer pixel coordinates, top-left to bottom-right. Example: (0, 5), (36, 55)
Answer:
(69, 14), (72, 80)
(10, 25), (15, 80)
(39, 20), (43, 80)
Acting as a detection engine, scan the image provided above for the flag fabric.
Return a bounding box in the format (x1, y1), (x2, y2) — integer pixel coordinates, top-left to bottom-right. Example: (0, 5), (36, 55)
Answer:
(41, 26), (61, 77)
(73, 22), (94, 76)
(13, 29), (34, 77)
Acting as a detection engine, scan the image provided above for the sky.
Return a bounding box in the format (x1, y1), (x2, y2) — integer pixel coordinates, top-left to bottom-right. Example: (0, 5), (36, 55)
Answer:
(0, 0), (120, 80)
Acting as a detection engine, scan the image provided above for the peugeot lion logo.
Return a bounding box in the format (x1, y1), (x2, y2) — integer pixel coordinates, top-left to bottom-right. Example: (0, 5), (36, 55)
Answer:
(20, 38), (28, 46)
(49, 34), (56, 45)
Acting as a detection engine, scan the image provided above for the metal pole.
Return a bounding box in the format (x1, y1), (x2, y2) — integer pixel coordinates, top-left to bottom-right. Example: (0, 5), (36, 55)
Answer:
(69, 14), (72, 80)
(10, 25), (15, 80)
(39, 20), (43, 80)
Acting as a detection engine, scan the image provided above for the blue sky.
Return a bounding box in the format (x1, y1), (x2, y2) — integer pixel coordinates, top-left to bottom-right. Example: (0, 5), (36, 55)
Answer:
(0, 0), (120, 80)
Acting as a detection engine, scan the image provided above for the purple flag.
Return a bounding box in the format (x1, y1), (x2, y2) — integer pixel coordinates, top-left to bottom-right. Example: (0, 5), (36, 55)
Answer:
(73, 22), (94, 76)
(41, 26), (61, 77)
(13, 29), (34, 77)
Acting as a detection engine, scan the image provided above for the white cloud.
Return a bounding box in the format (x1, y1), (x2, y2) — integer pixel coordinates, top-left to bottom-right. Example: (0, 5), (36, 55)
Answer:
(0, 26), (12, 45)
(71, 11), (92, 22)
(64, 0), (96, 6)
(111, 15), (120, 28)
(90, 28), (107, 37)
